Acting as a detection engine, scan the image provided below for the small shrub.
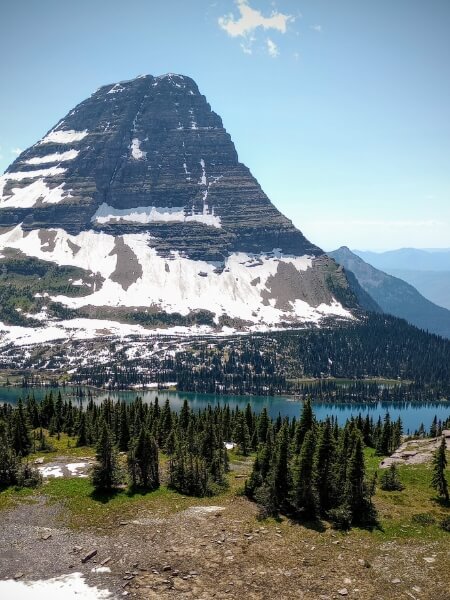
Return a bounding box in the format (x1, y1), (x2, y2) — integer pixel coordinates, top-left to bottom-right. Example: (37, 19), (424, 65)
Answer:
(411, 513), (436, 526)
(440, 516), (450, 532)
(327, 505), (352, 530)
(16, 462), (42, 488)
(254, 483), (278, 519)
(380, 464), (404, 491)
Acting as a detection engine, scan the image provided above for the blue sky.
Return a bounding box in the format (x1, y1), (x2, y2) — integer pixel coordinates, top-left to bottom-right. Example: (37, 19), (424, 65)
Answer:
(1, 0), (449, 250)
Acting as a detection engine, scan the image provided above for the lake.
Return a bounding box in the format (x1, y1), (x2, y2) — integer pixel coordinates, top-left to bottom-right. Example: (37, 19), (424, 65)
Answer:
(1, 386), (449, 434)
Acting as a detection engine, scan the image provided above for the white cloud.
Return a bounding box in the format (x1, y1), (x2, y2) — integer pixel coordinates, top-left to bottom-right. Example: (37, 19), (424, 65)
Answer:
(219, 0), (293, 54)
(11, 147), (22, 156)
(267, 38), (279, 58)
(293, 51), (300, 61)
(219, 0), (293, 37)
(310, 24), (322, 33)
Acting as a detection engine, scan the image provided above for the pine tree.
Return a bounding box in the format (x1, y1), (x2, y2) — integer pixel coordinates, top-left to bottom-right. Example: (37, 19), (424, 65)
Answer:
(293, 398), (313, 453)
(314, 419), (335, 513)
(431, 437), (449, 502)
(11, 399), (32, 457)
(259, 422), (274, 479)
(257, 407), (269, 445)
(0, 419), (19, 486)
(159, 399), (173, 445)
(245, 455), (263, 498)
(233, 411), (251, 456)
(76, 412), (88, 447)
(391, 417), (402, 450)
(429, 415), (438, 438)
(291, 430), (319, 518)
(128, 426), (159, 490)
(379, 413), (391, 455)
(179, 399), (190, 430)
(344, 431), (374, 524)
(118, 402), (130, 451)
(335, 426), (351, 501)
(92, 421), (123, 491)
(272, 421), (290, 509)
(165, 428), (177, 456)
(64, 400), (74, 437)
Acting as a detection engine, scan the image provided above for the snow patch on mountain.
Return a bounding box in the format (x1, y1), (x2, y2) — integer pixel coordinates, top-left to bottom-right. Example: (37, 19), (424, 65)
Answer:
(25, 150), (80, 165)
(0, 179), (69, 208)
(0, 318), (246, 350)
(38, 129), (88, 145)
(0, 225), (353, 327)
(91, 203), (221, 228)
(107, 83), (125, 94)
(2, 166), (67, 181)
(130, 138), (146, 160)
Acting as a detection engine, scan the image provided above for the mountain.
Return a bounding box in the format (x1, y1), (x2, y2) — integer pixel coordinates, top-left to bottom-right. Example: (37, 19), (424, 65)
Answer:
(383, 270), (450, 311)
(354, 249), (450, 310)
(355, 248), (450, 271)
(0, 73), (357, 345)
(329, 247), (450, 339)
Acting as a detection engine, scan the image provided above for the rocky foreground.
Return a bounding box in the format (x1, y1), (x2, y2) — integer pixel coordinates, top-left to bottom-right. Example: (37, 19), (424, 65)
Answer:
(0, 453), (449, 600)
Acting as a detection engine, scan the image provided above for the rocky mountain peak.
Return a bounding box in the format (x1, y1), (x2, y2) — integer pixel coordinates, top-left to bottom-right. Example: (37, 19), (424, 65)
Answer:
(0, 74), (358, 340)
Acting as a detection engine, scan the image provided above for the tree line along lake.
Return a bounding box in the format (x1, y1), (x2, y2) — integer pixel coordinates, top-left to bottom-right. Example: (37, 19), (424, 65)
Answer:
(1, 386), (449, 435)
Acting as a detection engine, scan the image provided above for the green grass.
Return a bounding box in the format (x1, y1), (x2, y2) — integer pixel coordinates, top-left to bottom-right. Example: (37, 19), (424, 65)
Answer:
(369, 451), (450, 540)
(1, 438), (448, 542)
(364, 446), (382, 476)
(14, 448), (251, 528)
(28, 431), (95, 463)
(0, 485), (36, 511)
(42, 478), (186, 527)
(41, 464), (244, 529)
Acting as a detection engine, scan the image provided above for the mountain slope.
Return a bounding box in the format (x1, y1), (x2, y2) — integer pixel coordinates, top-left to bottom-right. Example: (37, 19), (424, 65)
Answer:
(354, 249), (450, 310)
(0, 74), (356, 338)
(329, 247), (450, 339)
(384, 269), (450, 311)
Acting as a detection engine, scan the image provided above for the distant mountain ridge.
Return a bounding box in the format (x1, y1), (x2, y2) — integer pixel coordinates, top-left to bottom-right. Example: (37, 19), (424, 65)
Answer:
(354, 248), (450, 310)
(329, 246), (450, 339)
(355, 248), (450, 271)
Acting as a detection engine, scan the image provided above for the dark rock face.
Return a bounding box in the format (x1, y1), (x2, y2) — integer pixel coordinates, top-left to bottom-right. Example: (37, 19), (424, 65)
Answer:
(0, 74), (318, 261)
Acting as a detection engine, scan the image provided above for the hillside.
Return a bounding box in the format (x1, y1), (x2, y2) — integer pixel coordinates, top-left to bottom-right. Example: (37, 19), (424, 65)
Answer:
(330, 247), (450, 339)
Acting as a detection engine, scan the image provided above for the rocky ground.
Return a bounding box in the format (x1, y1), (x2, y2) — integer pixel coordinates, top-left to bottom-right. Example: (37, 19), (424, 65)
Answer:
(0, 455), (449, 600)
(380, 435), (450, 468)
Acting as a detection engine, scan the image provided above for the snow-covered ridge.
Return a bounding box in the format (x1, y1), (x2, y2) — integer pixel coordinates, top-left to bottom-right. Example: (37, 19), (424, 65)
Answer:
(92, 202), (222, 229)
(38, 129), (88, 145)
(0, 225), (353, 328)
(25, 150), (79, 165)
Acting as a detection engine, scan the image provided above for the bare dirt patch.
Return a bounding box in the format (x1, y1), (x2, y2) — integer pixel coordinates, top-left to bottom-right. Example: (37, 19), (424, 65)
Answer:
(1, 490), (449, 600)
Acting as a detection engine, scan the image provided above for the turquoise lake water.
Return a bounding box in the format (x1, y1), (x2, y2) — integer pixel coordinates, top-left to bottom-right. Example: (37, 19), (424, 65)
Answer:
(1, 386), (448, 434)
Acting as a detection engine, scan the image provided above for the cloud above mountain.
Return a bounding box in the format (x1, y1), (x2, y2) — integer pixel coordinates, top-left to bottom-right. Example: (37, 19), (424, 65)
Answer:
(218, 0), (293, 56)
